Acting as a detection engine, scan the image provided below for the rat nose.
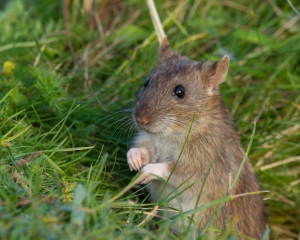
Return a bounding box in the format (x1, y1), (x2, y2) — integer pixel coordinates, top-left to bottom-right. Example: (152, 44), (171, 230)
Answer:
(137, 117), (150, 125)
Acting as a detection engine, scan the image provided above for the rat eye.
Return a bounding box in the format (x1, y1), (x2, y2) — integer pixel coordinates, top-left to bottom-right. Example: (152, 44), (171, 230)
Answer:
(144, 77), (150, 87)
(173, 85), (185, 98)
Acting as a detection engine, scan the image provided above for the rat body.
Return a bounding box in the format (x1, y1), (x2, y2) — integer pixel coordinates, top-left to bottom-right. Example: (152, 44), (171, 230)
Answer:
(127, 38), (266, 239)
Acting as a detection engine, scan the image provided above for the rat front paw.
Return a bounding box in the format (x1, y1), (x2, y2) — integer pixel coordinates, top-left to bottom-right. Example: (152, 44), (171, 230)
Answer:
(138, 164), (159, 184)
(127, 147), (149, 171)
(138, 163), (170, 184)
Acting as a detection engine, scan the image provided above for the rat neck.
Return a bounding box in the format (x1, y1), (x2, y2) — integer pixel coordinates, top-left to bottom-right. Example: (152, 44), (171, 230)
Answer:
(191, 97), (240, 148)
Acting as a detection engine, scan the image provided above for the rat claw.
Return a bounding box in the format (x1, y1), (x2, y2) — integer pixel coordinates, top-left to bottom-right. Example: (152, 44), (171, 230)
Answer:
(139, 158), (143, 169)
(132, 160), (139, 171)
(136, 160), (141, 170)
(139, 175), (150, 185)
(134, 152), (140, 170)
(127, 147), (150, 172)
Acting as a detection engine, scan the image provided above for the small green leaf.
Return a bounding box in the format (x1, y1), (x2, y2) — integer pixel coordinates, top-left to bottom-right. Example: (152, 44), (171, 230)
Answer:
(112, 25), (149, 45)
(44, 47), (57, 58)
(234, 29), (273, 45)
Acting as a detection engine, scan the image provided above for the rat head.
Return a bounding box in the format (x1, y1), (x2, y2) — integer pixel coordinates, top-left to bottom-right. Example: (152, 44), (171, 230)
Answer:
(134, 37), (230, 136)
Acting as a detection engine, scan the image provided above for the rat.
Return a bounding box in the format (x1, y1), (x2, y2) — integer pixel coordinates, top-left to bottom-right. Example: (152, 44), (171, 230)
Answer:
(127, 37), (266, 239)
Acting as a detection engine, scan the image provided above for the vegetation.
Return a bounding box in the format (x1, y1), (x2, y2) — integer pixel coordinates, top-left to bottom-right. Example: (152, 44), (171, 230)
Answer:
(0, 0), (299, 239)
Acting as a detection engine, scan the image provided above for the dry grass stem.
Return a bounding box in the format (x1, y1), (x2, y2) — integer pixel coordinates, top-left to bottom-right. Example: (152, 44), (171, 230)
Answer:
(146, 0), (166, 44)
(94, 12), (106, 47)
(137, 205), (159, 227)
(12, 171), (32, 196)
(273, 15), (300, 38)
(260, 156), (300, 171)
(33, 45), (46, 67)
(267, 0), (283, 16)
(83, 0), (94, 14)
(287, 0), (300, 15)
(17, 151), (43, 168)
(290, 179), (300, 187)
(273, 191), (296, 206)
(271, 225), (299, 238)
(222, 1), (248, 12)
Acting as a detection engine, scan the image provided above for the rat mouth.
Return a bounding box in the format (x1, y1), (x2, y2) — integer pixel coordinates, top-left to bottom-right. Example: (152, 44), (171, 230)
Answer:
(133, 114), (161, 134)
(134, 120), (158, 134)
(141, 126), (161, 134)
(133, 114), (176, 135)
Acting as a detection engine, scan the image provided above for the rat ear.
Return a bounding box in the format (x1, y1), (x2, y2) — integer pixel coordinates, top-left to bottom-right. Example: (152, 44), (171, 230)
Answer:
(207, 55), (230, 96)
(159, 36), (175, 62)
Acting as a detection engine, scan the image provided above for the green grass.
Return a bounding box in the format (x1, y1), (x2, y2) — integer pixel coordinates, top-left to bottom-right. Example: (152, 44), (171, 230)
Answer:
(0, 0), (299, 239)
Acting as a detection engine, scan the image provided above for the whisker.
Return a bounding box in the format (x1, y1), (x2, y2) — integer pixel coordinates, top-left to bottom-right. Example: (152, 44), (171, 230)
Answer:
(79, 109), (133, 136)
(112, 119), (135, 143)
(127, 124), (137, 147)
(101, 116), (131, 139)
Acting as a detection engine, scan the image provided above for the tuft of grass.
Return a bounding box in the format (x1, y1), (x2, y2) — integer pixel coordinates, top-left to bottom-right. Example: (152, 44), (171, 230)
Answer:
(0, 0), (299, 239)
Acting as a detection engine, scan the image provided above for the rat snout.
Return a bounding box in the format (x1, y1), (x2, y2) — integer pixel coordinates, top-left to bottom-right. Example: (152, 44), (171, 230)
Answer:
(134, 101), (153, 130)
(137, 116), (150, 125)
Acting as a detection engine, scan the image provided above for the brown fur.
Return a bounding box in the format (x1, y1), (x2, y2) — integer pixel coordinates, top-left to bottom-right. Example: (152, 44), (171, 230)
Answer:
(131, 40), (266, 239)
